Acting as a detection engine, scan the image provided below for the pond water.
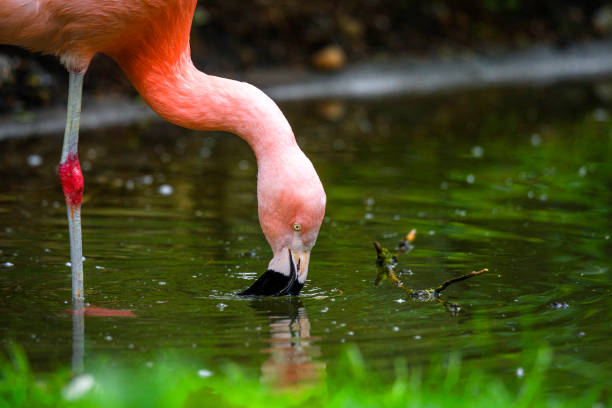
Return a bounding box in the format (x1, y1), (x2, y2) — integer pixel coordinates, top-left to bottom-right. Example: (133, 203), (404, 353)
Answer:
(0, 83), (610, 392)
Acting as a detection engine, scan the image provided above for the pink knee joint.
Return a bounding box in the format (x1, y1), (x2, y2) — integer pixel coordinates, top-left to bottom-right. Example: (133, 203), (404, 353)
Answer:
(58, 154), (84, 207)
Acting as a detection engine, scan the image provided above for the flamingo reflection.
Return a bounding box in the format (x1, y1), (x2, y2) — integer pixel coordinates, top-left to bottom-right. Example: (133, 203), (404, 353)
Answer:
(252, 299), (325, 388)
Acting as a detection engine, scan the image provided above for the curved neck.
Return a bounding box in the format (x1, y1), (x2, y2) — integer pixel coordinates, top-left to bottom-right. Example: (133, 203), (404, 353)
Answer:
(116, 51), (297, 160)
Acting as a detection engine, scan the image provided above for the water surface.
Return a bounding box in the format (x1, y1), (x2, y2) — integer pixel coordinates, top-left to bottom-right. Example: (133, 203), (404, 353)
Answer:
(1, 83), (610, 392)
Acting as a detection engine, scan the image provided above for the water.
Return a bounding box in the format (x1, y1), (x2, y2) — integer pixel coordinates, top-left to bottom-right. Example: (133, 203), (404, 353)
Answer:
(1, 83), (611, 392)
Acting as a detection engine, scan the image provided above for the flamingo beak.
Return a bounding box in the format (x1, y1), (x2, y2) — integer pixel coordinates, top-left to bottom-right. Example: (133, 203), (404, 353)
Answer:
(238, 248), (310, 297)
(291, 249), (310, 283)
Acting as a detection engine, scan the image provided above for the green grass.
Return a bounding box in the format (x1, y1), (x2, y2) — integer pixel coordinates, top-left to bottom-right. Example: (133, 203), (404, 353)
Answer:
(0, 344), (608, 408)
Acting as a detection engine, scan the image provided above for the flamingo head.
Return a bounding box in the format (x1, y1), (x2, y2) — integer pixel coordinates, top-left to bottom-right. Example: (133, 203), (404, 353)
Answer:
(239, 147), (326, 296)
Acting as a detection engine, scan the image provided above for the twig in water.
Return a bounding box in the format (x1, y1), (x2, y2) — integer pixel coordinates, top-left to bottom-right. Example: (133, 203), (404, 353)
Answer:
(433, 268), (489, 294)
(373, 231), (489, 313)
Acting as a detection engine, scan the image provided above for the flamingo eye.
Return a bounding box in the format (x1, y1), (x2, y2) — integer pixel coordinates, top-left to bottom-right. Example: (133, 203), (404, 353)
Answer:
(293, 222), (302, 232)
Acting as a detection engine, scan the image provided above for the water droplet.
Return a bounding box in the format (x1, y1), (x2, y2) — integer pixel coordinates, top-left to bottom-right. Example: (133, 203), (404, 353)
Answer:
(216, 303), (227, 311)
(364, 213), (374, 220)
(104, 335), (113, 341)
(466, 174), (475, 184)
(413, 335), (421, 340)
(158, 184), (174, 195)
(395, 299), (406, 304)
(95, 265), (105, 270)
(66, 262), (71, 267)
(530, 133), (541, 146)
(578, 166), (587, 177)
(3, 262), (14, 267)
(516, 367), (524, 378)
(27, 154), (43, 167)
(198, 369), (213, 378)
(158, 281), (167, 286)
(392, 326), (400, 332)
(471, 145), (483, 158)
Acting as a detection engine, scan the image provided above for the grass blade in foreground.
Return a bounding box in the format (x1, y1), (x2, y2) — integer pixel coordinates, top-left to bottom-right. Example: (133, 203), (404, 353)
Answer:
(0, 345), (607, 408)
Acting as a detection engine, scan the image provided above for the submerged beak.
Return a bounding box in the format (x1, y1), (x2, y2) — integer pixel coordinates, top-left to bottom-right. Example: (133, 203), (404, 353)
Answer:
(239, 248), (310, 297)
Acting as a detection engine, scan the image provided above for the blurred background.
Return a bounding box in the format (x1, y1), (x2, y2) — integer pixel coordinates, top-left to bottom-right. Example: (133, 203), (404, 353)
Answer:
(2, 0), (612, 114)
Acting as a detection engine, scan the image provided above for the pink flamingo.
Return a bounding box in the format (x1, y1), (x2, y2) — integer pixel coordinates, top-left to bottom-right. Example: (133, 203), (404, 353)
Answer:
(0, 0), (326, 303)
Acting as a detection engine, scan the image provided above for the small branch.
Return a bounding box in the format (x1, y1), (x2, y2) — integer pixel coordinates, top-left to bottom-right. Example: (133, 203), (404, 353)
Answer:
(433, 269), (489, 294)
(372, 233), (489, 313)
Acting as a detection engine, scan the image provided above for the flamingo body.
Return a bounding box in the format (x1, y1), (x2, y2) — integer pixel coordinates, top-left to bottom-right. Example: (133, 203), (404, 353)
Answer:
(1, 0), (191, 70)
(1, 0), (326, 297)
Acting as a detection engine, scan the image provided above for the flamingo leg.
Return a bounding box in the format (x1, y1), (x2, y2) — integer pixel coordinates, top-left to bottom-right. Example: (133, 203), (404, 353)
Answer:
(58, 71), (85, 309)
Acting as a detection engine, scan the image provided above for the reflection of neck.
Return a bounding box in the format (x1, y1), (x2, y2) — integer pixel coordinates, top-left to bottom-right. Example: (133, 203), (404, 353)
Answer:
(262, 306), (324, 387)
(118, 52), (297, 161)
(269, 307), (311, 344)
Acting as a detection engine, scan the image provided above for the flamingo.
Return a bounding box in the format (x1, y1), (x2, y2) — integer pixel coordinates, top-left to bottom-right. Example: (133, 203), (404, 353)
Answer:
(0, 0), (326, 303)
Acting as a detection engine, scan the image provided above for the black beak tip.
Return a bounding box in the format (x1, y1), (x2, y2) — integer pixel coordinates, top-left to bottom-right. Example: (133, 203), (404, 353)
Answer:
(238, 269), (304, 297)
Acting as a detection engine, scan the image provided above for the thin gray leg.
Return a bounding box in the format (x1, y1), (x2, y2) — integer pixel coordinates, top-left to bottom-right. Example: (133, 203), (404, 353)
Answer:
(58, 71), (85, 308)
